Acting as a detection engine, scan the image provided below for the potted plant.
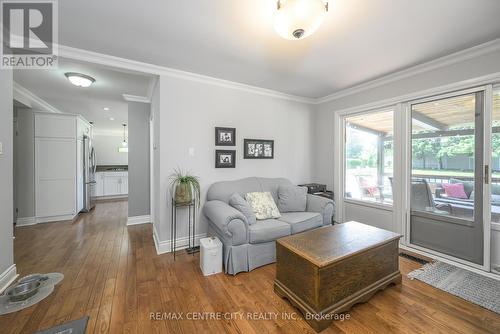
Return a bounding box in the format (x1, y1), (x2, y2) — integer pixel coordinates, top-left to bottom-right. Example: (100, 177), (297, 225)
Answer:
(169, 168), (201, 206)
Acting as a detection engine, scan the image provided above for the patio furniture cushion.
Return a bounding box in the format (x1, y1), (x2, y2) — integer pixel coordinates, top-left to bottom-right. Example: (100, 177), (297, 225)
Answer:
(229, 193), (256, 225)
(278, 185), (307, 212)
(442, 183), (468, 199)
(245, 192), (281, 220)
(450, 178), (473, 198)
(278, 212), (322, 234)
(248, 219), (291, 244)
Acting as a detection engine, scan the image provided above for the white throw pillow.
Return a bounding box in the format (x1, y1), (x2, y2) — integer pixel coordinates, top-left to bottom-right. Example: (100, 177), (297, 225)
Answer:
(245, 192), (281, 220)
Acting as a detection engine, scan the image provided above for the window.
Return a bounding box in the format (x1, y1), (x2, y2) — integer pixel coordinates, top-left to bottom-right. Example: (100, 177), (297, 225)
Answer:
(344, 109), (394, 205)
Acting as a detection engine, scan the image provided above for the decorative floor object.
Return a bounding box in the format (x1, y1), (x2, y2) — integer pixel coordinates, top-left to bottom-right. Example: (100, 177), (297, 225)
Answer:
(35, 316), (89, 334)
(408, 262), (500, 314)
(0, 273), (64, 315)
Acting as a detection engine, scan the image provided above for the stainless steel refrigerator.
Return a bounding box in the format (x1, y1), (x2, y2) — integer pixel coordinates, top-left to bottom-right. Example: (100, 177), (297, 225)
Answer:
(82, 135), (97, 212)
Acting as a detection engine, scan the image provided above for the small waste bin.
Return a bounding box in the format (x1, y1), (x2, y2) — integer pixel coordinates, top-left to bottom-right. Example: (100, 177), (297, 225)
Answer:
(199, 237), (223, 276)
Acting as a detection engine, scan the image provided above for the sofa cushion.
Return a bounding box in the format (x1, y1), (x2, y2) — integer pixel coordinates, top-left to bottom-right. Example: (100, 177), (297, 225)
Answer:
(229, 193), (256, 225)
(278, 212), (322, 234)
(248, 219), (291, 244)
(450, 178), (473, 198)
(442, 183), (468, 199)
(245, 192), (281, 220)
(278, 185), (307, 212)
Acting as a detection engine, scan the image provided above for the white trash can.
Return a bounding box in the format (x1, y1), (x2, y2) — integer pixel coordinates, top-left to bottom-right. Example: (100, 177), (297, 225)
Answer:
(199, 237), (223, 276)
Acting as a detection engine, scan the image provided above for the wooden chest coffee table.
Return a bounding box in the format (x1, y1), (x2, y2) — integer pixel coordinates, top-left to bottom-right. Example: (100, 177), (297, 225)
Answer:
(274, 221), (402, 332)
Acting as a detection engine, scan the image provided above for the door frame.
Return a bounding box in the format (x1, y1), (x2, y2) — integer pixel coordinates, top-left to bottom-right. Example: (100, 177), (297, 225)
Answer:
(402, 85), (492, 271)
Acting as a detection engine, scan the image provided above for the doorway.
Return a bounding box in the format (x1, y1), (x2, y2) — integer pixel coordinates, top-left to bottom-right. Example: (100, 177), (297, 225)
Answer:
(406, 87), (491, 269)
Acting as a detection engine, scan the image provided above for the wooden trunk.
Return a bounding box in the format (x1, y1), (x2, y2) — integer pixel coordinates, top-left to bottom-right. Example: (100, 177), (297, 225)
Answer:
(274, 222), (402, 332)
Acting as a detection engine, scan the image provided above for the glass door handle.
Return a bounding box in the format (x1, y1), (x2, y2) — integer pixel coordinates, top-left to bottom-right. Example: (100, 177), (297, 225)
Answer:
(485, 165), (489, 184)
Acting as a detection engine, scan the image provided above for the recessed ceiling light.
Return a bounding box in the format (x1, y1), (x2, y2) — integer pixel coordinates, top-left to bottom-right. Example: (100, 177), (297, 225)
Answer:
(274, 0), (328, 40)
(64, 72), (95, 88)
(103, 107), (110, 111)
(109, 117), (115, 121)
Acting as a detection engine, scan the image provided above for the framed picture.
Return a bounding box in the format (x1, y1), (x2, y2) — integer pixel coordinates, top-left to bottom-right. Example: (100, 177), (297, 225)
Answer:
(215, 150), (236, 168)
(244, 139), (274, 159)
(215, 127), (236, 146)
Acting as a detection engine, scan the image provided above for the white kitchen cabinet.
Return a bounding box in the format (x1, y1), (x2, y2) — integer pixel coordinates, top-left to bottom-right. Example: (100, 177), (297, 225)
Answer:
(97, 171), (128, 197)
(95, 172), (104, 197)
(34, 112), (91, 223)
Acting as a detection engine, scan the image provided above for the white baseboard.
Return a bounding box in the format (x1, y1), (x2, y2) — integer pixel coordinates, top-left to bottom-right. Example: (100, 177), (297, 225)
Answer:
(0, 264), (18, 294)
(16, 214), (77, 227)
(127, 215), (151, 226)
(36, 214), (77, 224)
(16, 216), (36, 226)
(153, 225), (207, 255)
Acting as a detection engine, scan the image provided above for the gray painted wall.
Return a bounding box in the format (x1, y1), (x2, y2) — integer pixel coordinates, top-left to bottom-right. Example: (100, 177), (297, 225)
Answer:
(0, 69), (14, 277)
(128, 102), (151, 217)
(154, 75), (315, 242)
(14, 108), (35, 219)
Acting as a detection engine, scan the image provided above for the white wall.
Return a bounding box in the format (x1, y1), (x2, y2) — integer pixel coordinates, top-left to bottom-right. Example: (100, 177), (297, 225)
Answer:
(0, 69), (15, 285)
(154, 75), (315, 243)
(93, 134), (128, 166)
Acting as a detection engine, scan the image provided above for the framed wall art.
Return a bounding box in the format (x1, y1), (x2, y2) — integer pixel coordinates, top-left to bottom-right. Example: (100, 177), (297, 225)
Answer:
(215, 149), (236, 168)
(243, 139), (274, 159)
(215, 127), (236, 146)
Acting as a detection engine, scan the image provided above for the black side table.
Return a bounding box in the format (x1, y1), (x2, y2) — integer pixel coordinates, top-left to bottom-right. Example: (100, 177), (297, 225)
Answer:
(171, 199), (200, 260)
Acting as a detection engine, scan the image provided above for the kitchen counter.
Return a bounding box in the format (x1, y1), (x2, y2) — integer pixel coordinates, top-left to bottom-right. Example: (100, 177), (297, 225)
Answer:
(96, 165), (128, 172)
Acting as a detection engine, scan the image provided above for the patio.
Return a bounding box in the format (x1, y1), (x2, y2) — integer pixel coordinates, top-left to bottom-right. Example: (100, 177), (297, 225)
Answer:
(345, 92), (500, 223)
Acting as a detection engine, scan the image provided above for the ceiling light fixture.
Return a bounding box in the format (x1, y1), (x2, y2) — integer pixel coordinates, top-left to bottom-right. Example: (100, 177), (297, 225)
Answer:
(274, 0), (328, 40)
(103, 107), (110, 111)
(121, 123), (128, 147)
(64, 72), (95, 88)
(109, 117), (115, 121)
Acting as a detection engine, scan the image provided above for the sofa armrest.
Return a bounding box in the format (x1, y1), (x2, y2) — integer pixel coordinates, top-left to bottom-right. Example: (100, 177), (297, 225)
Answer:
(203, 200), (249, 246)
(306, 194), (334, 226)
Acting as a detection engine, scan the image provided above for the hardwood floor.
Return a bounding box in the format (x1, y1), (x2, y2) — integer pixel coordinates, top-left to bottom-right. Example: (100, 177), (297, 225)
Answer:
(1, 200), (499, 333)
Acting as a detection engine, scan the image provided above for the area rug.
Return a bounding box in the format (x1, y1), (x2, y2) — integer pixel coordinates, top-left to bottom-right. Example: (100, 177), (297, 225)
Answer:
(408, 262), (500, 314)
(35, 316), (88, 334)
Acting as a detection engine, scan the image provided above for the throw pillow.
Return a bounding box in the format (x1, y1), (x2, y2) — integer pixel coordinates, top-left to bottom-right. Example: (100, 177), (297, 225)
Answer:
(442, 183), (468, 199)
(229, 193), (256, 225)
(278, 185), (307, 212)
(245, 192), (281, 220)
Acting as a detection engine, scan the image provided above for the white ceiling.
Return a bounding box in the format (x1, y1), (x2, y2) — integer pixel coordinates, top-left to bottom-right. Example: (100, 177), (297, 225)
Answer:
(57, 0), (500, 99)
(14, 59), (154, 133)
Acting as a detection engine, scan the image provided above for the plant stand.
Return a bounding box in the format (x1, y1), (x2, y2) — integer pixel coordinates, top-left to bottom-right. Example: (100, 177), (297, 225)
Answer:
(171, 199), (199, 260)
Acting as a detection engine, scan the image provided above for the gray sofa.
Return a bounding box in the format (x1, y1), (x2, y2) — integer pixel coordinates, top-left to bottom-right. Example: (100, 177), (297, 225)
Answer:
(203, 177), (334, 275)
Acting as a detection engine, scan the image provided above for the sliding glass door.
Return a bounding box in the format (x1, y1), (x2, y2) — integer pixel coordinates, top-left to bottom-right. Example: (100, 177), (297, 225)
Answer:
(409, 90), (486, 266)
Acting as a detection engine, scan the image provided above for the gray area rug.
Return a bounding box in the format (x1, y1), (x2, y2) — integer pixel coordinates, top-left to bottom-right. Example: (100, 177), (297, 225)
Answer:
(408, 262), (500, 314)
(35, 316), (88, 334)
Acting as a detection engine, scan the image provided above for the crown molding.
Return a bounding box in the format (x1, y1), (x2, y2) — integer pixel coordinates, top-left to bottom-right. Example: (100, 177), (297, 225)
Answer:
(59, 45), (315, 104)
(13, 82), (63, 113)
(59, 38), (500, 107)
(316, 38), (500, 104)
(122, 94), (150, 103)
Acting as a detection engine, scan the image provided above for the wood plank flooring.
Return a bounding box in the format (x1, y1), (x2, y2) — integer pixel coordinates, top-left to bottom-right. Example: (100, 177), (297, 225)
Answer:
(1, 200), (499, 333)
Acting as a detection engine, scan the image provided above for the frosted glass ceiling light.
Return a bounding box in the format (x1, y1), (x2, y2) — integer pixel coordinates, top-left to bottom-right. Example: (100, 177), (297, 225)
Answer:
(274, 0), (328, 40)
(64, 72), (95, 87)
